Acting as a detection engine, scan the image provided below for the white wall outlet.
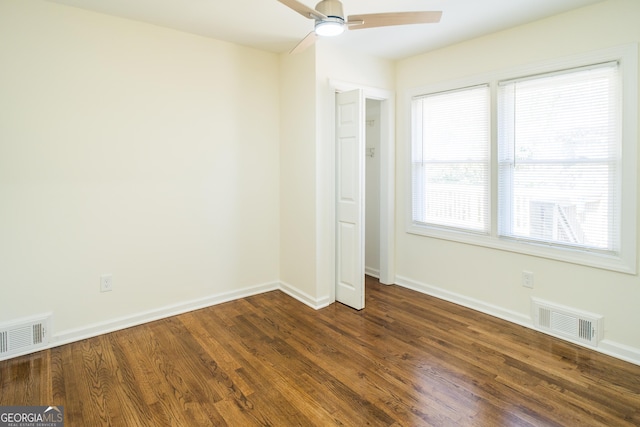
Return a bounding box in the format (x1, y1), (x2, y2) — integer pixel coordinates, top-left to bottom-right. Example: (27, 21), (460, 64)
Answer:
(100, 274), (113, 292)
(522, 271), (534, 289)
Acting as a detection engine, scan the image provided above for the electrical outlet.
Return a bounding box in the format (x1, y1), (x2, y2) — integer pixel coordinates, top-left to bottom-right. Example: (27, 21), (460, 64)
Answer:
(100, 274), (113, 292)
(522, 271), (534, 289)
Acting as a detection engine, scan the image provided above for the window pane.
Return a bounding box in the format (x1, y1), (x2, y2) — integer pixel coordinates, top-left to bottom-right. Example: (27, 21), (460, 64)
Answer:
(498, 63), (620, 252)
(412, 85), (490, 233)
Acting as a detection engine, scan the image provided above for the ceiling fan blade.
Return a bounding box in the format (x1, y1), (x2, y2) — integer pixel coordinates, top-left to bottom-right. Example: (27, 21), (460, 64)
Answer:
(347, 11), (442, 30)
(278, 0), (327, 21)
(290, 31), (318, 54)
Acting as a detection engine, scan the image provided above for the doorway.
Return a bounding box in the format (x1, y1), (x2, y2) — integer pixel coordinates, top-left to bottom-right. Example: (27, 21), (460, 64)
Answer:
(332, 82), (395, 310)
(365, 99), (382, 279)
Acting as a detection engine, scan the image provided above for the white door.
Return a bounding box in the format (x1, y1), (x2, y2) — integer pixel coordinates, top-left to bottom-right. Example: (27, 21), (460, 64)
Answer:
(335, 89), (365, 310)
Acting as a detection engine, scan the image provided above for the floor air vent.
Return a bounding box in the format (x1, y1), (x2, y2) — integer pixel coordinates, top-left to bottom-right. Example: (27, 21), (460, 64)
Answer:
(531, 298), (603, 347)
(0, 314), (51, 359)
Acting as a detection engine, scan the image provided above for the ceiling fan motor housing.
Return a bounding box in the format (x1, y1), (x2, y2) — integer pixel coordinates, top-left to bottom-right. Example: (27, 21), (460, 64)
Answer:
(315, 0), (344, 21)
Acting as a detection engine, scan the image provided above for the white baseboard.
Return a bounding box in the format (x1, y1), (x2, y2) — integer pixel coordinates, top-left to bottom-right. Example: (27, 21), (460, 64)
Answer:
(395, 275), (531, 326)
(597, 340), (640, 366)
(365, 267), (380, 278)
(1, 280), (334, 361)
(7, 276), (639, 367)
(394, 275), (640, 367)
(51, 281), (281, 350)
(279, 281), (332, 309)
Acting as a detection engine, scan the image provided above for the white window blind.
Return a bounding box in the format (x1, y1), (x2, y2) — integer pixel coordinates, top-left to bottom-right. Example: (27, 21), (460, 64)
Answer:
(497, 62), (621, 253)
(411, 85), (490, 233)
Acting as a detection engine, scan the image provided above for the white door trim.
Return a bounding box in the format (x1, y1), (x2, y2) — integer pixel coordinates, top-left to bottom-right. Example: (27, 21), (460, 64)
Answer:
(330, 79), (396, 287)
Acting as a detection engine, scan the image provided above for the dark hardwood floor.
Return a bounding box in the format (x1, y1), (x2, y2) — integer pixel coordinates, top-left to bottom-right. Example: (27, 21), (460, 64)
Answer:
(2, 276), (639, 426)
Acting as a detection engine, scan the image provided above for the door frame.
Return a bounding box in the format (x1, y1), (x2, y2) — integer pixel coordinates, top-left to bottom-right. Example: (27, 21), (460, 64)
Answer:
(329, 79), (395, 297)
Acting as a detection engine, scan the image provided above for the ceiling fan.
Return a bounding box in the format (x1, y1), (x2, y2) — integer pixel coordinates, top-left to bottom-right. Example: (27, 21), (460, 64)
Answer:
(278, 0), (442, 54)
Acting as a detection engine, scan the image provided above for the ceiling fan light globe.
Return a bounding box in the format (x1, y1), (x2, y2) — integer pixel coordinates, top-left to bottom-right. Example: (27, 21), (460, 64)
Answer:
(315, 19), (344, 36)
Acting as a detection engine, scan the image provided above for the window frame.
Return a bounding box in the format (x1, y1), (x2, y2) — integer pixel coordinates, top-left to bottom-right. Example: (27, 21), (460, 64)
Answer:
(406, 44), (638, 274)
(411, 84), (491, 234)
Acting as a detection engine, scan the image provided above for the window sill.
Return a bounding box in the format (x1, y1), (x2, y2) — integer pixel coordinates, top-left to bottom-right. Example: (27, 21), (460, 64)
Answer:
(407, 222), (636, 275)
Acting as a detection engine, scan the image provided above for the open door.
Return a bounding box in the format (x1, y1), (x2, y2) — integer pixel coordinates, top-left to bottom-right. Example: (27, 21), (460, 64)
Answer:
(335, 89), (365, 310)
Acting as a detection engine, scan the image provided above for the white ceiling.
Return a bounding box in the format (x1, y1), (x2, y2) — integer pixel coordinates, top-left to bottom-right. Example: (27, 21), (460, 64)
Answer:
(47, 0), (603, 60)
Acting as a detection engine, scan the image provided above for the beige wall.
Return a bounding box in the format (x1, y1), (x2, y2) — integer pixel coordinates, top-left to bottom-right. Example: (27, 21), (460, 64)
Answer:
(0, 1), (280, 339)
(395, 0), (640, 361)
(279, 48), (318, 302)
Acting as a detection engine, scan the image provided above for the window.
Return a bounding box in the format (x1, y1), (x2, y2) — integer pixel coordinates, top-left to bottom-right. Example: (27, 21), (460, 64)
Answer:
(411, 85), (490, 233)
(498, 63), (620, 253)
(408, 46), (637, 273)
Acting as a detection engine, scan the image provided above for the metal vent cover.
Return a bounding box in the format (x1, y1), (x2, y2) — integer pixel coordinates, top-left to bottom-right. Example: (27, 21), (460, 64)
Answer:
(532, 298), (603, 347)
(0, 314), (51, 359)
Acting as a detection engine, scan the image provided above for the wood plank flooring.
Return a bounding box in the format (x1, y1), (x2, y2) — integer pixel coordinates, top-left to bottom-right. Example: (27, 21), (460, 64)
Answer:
(2, 276), (640, 426)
